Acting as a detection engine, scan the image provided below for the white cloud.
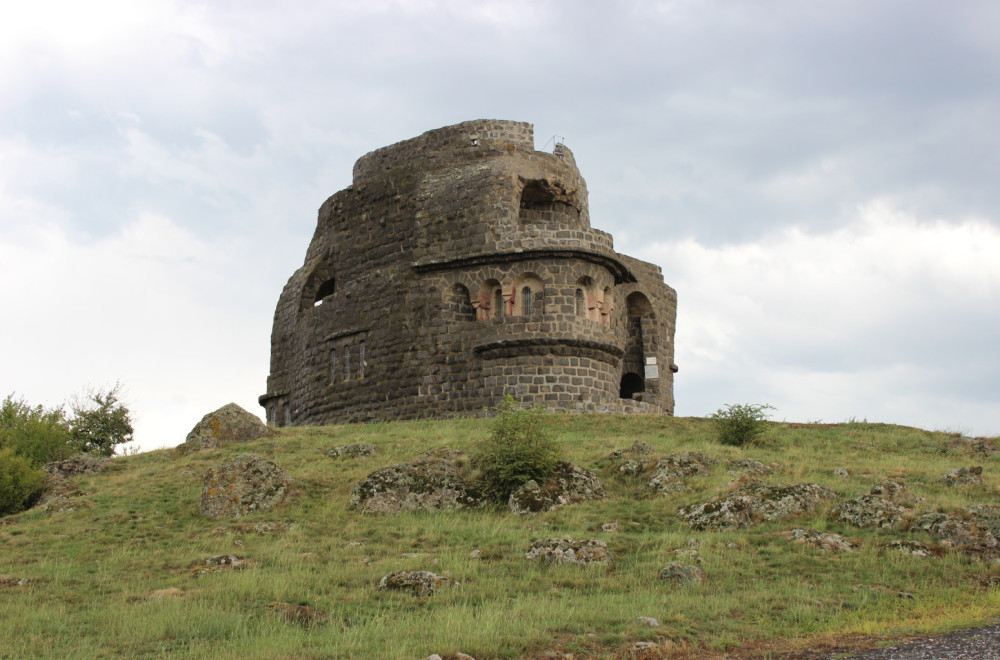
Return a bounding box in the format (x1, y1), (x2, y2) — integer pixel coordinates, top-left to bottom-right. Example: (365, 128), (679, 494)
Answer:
(640, 200), (1000, 435)
(0, 212), (270, 451)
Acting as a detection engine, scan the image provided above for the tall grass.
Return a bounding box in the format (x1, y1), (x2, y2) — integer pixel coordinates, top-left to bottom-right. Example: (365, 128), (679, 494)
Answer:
(0, 415), (996, 658)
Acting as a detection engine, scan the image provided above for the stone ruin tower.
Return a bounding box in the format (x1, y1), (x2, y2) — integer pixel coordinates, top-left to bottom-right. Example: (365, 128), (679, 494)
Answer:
(260, 120), (677, 427)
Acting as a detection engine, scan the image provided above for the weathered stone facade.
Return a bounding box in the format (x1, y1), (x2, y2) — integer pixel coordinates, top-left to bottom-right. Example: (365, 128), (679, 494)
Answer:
(260, 120), (677, 426)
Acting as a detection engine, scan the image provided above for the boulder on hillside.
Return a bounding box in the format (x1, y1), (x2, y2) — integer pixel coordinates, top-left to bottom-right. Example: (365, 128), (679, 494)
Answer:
(790, 528), (858, 553)
(377, 570), (459, 596)
(349, 459), (478, 514)
(831, 481), (906, 529)
(943, 466), (984, 487)
(658, 562), (706, 586)
(200, 453), (290, 519)
(912, 512), (999, 561)
(508, 461), (605, 514)
(648, 452), (715, 493)
(326, 443), (377, 458)
(677, 478), (836, 531)
(182, 403), (267, 453)
(524, 537), (612, 566)
(44, 454), (110, 483)
(608, 440), (655, 477)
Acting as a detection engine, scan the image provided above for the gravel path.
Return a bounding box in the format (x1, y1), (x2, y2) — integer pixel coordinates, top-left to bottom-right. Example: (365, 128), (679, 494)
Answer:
(838, 624), (1000, 659)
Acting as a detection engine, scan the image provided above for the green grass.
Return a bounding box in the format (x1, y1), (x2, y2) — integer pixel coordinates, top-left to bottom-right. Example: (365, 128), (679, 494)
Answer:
(1, 415), (998, 659)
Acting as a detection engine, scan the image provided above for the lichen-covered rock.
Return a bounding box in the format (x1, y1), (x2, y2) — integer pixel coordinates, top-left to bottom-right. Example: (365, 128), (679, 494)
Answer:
(326, 443), (377, 458)
(831, 482), (906, 529)
(961, 504), (1000, 538)
(944, 466), (984, 487)
(524, 537), (612, 566)
(350, 459), (477, 514)
(648, 452), (715, 493)
(189, 554), (254, 576)
(947, 436), (997, 456)
(377, 570), (459, 596)
(677, 478), (836, 530)
(610, 440), (653, 459)
(508, 461), (604, 514)
(43, 454), (110, 483)
(200, 454), (290, 519)
(912, 512), (999, 560)
(883, 540), (933, 557)
(182, 403), (267, 453)
(791, 528), (858, 553)
(609, 441), (655, 477)
(658, 563), (706, 585)
(728, 458), (776, 475)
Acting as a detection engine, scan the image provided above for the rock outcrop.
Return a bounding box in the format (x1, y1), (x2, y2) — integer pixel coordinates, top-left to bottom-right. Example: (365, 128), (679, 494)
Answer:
(524, 537), (612, 566)
(350, 459), (478, 514)
(200, 453), (290, 519)
(508, 461), (604, 514)
(678, 478), (836, 530)
(43, 454), (110, 482)
(377, 570), (459, 596)
(831, 481), (906, 529)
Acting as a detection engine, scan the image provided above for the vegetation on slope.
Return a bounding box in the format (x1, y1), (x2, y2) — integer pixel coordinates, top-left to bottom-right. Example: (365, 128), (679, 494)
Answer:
(0, 413), (998, 659)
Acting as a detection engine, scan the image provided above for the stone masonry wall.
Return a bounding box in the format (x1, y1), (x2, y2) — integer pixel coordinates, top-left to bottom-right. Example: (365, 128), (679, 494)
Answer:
(261, 120), (677, 426)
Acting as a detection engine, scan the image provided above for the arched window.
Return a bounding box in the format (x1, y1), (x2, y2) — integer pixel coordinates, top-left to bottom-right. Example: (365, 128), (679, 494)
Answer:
(521, 286), (532, 316)
(330, 348), (337, 382)
(359, 340), (366, 379)
(512, 273), (544, 317)
(477, 279), (502, 320)
(575, 289), (585, 317)
(314, 277), (336, 306)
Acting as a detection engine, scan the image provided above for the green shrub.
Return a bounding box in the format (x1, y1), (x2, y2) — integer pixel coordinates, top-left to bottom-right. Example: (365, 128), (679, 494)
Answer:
(473, 395), (560, 502)
(710, 402), (775, 446)
(68, 384), (133, 457)
(0, 395), (73, 467)
(0, 447), (45, 515)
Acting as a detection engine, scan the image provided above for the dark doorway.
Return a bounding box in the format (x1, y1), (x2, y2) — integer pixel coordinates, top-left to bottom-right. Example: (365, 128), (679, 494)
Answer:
(620, 372), (644, 399)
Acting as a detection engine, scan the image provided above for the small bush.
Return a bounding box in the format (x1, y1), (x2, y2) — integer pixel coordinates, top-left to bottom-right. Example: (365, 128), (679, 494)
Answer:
(710, 403), (775, 446)
(473, 395), (561, 502)
(0, 395), (73, 467)
(0, 447), (45, 515)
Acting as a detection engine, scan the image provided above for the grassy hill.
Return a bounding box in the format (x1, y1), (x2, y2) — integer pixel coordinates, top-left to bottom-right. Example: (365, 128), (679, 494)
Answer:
(1, 414), (998, 659)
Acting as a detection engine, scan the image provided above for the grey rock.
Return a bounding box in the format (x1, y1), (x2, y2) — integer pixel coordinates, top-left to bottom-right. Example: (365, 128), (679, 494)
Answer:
(182, 403), (267, 453)
(350, 459), (477, 514)
(43, 454), (110, 483)
(508, 461), (604, 514)
(791, 528), (858, 553)
(944, 466), (984, 486)
(326, 443), (377, 458)
(377, 570), (459, 596)
(524, 537), (612, 566)
(199, 453), (290, 519)
(678, 478), (836, 530)
(658, 562), (706, 585)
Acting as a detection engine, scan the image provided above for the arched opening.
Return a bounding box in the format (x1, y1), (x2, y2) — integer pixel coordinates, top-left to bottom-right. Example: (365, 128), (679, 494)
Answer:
(477, 279), (503, 320)
(443, 283), (476, 322)
(313, 277), (336, 306)
(575, 289), (585, 317)
(512, 272), (544, 318)
(576, 276), (600, 322)
(620, 372), (644, 400)
(518, 179), (580, 226)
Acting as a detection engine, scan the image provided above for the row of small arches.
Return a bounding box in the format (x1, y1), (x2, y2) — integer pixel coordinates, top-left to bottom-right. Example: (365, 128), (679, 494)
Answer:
(443, 275), (654, 326)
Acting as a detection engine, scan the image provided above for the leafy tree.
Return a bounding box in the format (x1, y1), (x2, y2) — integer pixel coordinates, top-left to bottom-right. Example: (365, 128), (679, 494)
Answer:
(710, 403), (776, 446)
(68, 384), (134, 457)
(473, 395), (561, 502)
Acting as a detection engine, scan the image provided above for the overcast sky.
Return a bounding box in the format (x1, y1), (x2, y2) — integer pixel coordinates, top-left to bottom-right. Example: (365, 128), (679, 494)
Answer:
(3, 0), (998, 451)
